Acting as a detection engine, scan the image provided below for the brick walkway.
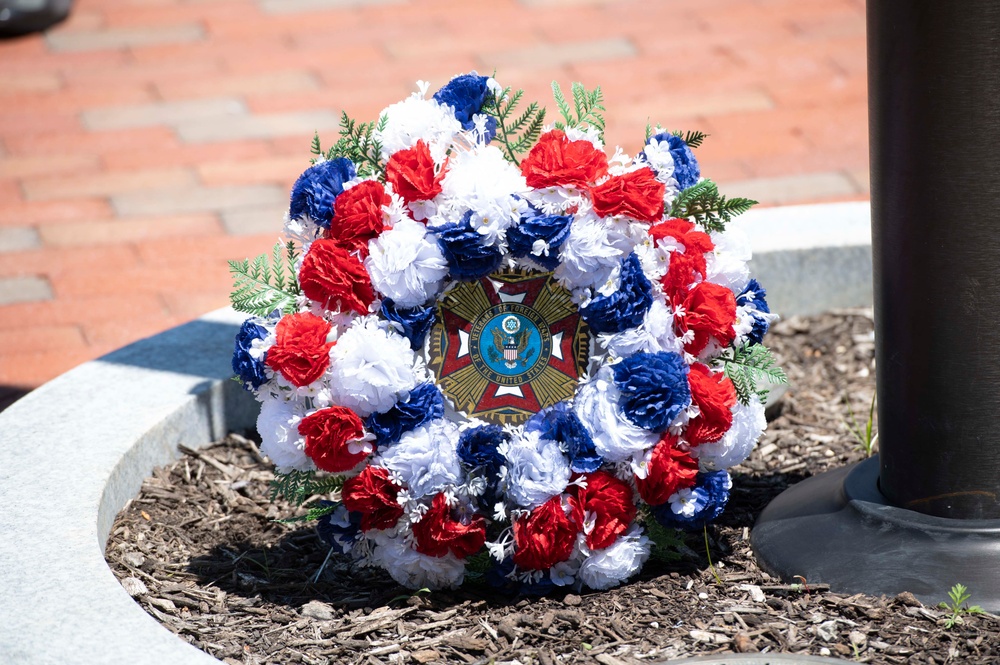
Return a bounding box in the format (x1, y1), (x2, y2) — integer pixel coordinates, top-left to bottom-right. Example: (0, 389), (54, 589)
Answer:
(0, 0), (868, 403)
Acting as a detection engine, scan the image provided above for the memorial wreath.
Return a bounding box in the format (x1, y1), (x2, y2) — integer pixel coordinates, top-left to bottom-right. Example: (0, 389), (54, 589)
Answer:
(229, 73), (785, 593)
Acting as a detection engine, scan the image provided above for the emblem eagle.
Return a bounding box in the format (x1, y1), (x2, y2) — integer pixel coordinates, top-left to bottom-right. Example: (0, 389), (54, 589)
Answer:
(491, 316), (530, 369)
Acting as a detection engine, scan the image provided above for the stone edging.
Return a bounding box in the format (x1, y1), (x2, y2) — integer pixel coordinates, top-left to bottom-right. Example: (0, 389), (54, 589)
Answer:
(0, 202), (871, 664)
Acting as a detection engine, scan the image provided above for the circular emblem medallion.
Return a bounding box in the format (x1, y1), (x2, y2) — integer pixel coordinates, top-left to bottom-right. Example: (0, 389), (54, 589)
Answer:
(426, 269), (591, 425)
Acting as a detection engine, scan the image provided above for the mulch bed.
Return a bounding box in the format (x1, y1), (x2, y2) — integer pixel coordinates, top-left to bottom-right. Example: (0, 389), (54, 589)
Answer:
(105, 310), (1000, 664)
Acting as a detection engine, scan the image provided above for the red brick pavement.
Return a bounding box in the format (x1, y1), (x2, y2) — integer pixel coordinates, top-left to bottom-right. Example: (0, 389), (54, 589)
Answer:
(0, 0), (868, 400)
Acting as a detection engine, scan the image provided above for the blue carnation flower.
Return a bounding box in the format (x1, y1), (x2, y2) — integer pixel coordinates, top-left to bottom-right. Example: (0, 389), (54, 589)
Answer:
(486, 557), (557, 596)
(737, 279), (771, 346)
(651, 470), (731, 531)
(232, 319), (269, 390)
(432, 72), (497, 140)
(288, 157), (356, 229)
(457, 425), (508, 477)
(612, 351), (691, 432)
(316, 502), (363, 554)
(458, 424), (508, 511)
(433, 216), (504, 281)
(365, 383), (444, 448)
(380, 299), (437, 351)
(646, 132), (700, 190)
(579, 253), (653, 334)
(525, 402), (602, 473)
(507, 209), (573, 270)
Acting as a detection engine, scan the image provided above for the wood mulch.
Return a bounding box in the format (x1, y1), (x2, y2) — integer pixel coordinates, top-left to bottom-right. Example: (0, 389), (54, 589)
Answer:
(105, 310), (1000, 664)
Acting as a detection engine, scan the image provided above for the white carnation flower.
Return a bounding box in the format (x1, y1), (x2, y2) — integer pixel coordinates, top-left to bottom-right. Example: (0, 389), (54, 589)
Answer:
(500, 429), (572, 509)
(578, 524), (651, 590)
(328, 316), (420, 417)
(256, 397), (314, 473)
(705, 224), (751, 292)
(437, 145), (529, 247)
(366, 218), (449, 307)
(641, 137), (676, 180)
(555, 212), (633, 291)
(371, 532), (465, 590)
(574, 366), (659, 462)
(563, 125), (604, 151)
(379, 419), (463, 499)
(600, 299), (683, 358)
(690, 395), (767, 470)
(376, 94), (462, 163)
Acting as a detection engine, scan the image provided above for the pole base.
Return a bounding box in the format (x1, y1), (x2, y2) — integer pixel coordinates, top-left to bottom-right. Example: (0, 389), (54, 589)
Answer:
(751, 455), (1000, 611)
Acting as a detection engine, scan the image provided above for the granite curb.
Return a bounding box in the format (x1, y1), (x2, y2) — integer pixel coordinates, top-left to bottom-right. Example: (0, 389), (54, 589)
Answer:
(0, 202), (871, 664)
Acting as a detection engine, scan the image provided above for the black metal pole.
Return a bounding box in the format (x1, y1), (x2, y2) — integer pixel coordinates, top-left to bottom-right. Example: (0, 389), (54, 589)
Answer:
(751, 1), (1000, 608)
(871, 0), (1000, 519)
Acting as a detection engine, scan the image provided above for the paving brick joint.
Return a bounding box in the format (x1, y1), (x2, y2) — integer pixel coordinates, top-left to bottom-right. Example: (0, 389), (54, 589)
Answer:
(0, 0), (869, 390)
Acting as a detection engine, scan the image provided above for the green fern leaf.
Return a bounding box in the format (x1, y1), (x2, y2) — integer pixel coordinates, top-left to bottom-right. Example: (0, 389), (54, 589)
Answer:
(670, 129), (707, 149)
(276, 500), (339, 524)
(641, 507), (683, 563)
(270, 470), (346, 506)
(669, 179), (757, 233)
(482, 85), (546, 164)
(718, 344), (788, 405)
(229, 242), (299, 317)
(552, 81), (573, 126)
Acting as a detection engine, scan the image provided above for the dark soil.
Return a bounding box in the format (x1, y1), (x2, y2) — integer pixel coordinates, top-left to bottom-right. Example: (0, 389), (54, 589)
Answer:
(105, 310), (1000, 664)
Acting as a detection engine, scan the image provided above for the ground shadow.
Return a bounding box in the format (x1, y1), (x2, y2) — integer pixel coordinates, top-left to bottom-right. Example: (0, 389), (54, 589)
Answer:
(0, 385), (30, 413)
(186, 471), (813, 613)
(188, 530), (533, 614)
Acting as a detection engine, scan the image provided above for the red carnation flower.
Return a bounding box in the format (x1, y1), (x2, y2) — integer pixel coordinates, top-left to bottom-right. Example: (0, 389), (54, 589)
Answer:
(342, 465), (404, 531)
(512, 495), (582, 571)
(385, 140), (445, 205)
(298, 405), (370, 473)
(413, 493), (487, 559)
(571, 471), (636, 551)
(326, 180), (390, 257)
(264, 312), (334, 387)
(686, 363), (737, 445)
(635, 435), (699, 506)
(299, 238), (375, 314)
(520, 129), (609, 189)
(649, 218), (715, 297)
(675, 281), (737, 356)
(590, 167), (665, 223)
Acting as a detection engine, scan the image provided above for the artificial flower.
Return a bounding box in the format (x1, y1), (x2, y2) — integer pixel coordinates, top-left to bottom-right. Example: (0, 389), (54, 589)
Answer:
(386, 139), (445, 206)
(501, 429), (572, 509)
(342, 464), (404, 531)
(264, 312), (333, 387)
(512, 495), (581, 571)
(612, 351), (691, 432)
(520, 129), (608, 189)
(365, 382), (444, 448)
(378, 419), (463, 499)
(366, 218), (449, 307)
(328, 316), (420, 417)
(685, 363), (737, 445)
(572, 470), (636, 550)
(327, 179), (389, 256)
(674, 282), (737, 357)
(634, 435), (699, 505)
(232, 319), (269, 390)
(298, 405), (371, 473)
(299, 239), (375, 314)
(578, 523), (650, 590)
(413, 492), (487, 558)
(591, 167), (665, 223)
(288, 157), (356, 229)
(574, 367), (660, 462)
